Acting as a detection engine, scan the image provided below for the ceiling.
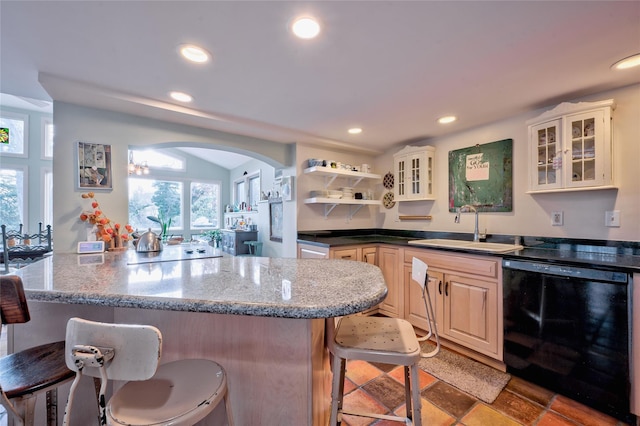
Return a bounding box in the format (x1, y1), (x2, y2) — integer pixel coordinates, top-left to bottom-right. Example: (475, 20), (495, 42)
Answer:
(1, 1), (639, 166)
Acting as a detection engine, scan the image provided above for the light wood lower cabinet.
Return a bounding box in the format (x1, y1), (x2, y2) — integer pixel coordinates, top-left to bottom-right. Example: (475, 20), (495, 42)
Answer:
(329, 245), (378, 263)
(403, 248), (502, 361)
(329, 245), (390, 316)
(297, 241), (503, 362)
(377, 246), (402, 317)
(404, 265), (442, 333)
(443, 273), (498, 357)
(298, 244), (401, 317)
(362, 246), (377, 265)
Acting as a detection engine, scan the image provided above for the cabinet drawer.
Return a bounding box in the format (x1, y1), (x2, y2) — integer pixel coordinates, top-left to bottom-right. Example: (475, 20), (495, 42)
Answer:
(331, 248), (359, 261)
(404, 248), (498, 279)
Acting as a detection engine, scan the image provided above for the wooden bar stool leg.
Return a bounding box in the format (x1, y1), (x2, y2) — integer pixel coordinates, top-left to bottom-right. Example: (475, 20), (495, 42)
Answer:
(12, 396), (36, 426)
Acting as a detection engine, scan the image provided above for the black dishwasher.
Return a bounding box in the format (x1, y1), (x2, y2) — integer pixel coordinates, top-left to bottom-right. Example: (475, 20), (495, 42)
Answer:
(503, 259), (632, 422)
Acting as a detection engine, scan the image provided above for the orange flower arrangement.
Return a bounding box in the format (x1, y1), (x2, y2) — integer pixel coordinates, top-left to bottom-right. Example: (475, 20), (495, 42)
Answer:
(79, 191), (134, 249)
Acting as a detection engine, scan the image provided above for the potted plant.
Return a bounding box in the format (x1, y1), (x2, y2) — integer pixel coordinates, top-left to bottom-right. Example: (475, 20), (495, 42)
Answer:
(146, 211), (172, 242)
(202, 229), (222, 248)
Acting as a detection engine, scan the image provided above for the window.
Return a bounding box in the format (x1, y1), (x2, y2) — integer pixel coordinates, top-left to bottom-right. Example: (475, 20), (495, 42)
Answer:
(190, 181), (221, 229)
(0, 167), (26, 230)
(249, 174), (261, 206)
(234, 171), (260, 207)
(42, 168), (53, 227)
(234, 180), (245, 205)
(42, 118), (54, 159)
(128, 178), (183, 233)
(129, 149), (185, 172)
(0, 111), (29, 157)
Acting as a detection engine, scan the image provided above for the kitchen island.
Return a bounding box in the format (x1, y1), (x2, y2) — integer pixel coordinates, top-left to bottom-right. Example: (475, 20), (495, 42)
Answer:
(11, 247), (387, 425)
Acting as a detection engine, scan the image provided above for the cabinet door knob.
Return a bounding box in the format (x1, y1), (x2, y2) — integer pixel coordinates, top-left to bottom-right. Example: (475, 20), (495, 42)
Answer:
(445, 282), (449, 297)
(438, 281), (442, 295)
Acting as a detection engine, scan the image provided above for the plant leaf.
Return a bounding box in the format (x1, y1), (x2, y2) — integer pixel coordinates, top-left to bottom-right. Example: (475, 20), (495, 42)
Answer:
(146, 215), (161, 224)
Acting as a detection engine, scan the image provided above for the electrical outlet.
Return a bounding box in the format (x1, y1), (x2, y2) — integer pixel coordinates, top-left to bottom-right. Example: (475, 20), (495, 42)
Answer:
(551, 211), (563, 226)
(605, 210), (621, 227)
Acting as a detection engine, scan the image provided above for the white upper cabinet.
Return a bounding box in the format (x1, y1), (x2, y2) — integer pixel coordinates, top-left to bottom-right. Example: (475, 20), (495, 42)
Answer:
(527, 99), (615, 193)
(393, 145), (435, 201)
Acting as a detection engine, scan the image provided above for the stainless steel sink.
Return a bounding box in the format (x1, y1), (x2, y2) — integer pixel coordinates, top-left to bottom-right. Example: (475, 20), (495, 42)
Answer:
(408, 239), (523, 253)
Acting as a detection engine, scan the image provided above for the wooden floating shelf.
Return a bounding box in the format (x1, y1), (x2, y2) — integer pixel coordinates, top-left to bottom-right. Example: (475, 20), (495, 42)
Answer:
(399, 215), (432, 220)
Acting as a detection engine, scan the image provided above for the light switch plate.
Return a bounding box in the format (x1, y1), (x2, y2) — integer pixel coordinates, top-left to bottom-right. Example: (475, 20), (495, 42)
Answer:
(605, 210), (621, 227)
(551, 211), (563, 226)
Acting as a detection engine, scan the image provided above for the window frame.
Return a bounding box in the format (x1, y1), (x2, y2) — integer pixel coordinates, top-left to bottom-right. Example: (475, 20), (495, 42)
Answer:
(233, 170), (261, 207)
(127, 177), (185, 233)
(42, 117), (54, 159)
(41, 166), (53, 227)
(0, 165), (29, 230)
(189, 179), (222, 230)
(129, 149), (187, 173)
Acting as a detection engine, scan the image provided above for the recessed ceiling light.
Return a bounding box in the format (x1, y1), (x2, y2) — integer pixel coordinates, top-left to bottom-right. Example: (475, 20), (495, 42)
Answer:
(179, 44), (211, 63)
(438, 115), (457, 124)
(169, 91), (193, 103)
(348, 128), (362, 135)
(291, 17), (321, 39)
(611, 53), (640, 70)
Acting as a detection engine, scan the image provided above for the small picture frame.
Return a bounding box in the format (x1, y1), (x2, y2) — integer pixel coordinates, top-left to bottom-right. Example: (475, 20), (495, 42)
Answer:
(269, 198), (283, 242)
(281, 176), (294, 201)
(77, 141), (113, 190)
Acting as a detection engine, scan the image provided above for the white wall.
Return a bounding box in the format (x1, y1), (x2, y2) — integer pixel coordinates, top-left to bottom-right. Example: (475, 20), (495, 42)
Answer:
(374, 84), (640, 241)
(50, 83), (639, 254)
(52, 102), (292, 252)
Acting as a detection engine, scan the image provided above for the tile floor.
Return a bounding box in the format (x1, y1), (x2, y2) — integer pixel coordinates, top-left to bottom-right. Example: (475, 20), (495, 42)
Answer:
(0, 328), (633, 426)
(337, 359), (632, 426)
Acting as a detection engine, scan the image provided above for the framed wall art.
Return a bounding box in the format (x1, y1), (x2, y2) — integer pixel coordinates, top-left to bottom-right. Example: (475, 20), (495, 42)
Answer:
(269, 198), (283, 242)
(281, 176), (294, 201)
(77, 141), (112, 190)
(448, 138), (513, 212)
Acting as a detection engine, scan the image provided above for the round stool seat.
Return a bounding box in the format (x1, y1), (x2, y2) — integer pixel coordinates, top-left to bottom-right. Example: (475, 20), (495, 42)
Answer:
(107, 359), (228, 426)
(0, 340), (74, 398)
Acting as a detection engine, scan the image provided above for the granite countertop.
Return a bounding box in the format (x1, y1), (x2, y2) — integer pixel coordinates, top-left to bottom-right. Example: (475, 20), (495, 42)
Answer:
(14, 246), (387, 319)
(297, 229), (640, 273)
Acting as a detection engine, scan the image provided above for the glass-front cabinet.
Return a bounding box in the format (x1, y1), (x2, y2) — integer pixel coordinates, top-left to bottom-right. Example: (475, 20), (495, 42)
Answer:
(527, 99), (614, 193)
(532, 119), (561, 189)
(393, 145), (435, 201)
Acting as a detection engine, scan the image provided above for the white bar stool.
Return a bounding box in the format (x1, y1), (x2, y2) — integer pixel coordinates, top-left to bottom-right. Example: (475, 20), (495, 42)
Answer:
(62, 317), (233, 426)
(327, 257), (439, 425)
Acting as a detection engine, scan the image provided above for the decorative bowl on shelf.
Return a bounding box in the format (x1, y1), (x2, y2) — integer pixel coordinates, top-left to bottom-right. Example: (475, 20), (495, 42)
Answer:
(307, 158), (325, 167)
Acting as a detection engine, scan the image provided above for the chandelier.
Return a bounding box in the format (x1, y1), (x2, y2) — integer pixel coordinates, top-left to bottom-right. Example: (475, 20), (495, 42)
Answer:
(128, 151), (149, 175)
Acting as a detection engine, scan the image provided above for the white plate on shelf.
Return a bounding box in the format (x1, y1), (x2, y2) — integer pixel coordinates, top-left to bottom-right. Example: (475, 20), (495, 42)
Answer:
(572, 126), (581, 138)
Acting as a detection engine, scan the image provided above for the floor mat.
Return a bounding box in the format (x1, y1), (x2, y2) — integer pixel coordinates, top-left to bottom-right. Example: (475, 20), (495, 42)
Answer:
(418, 341), (510, 403)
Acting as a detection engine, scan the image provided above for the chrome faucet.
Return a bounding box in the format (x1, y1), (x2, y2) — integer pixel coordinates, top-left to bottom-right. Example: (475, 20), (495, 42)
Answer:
(455, 205), (480, 242)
